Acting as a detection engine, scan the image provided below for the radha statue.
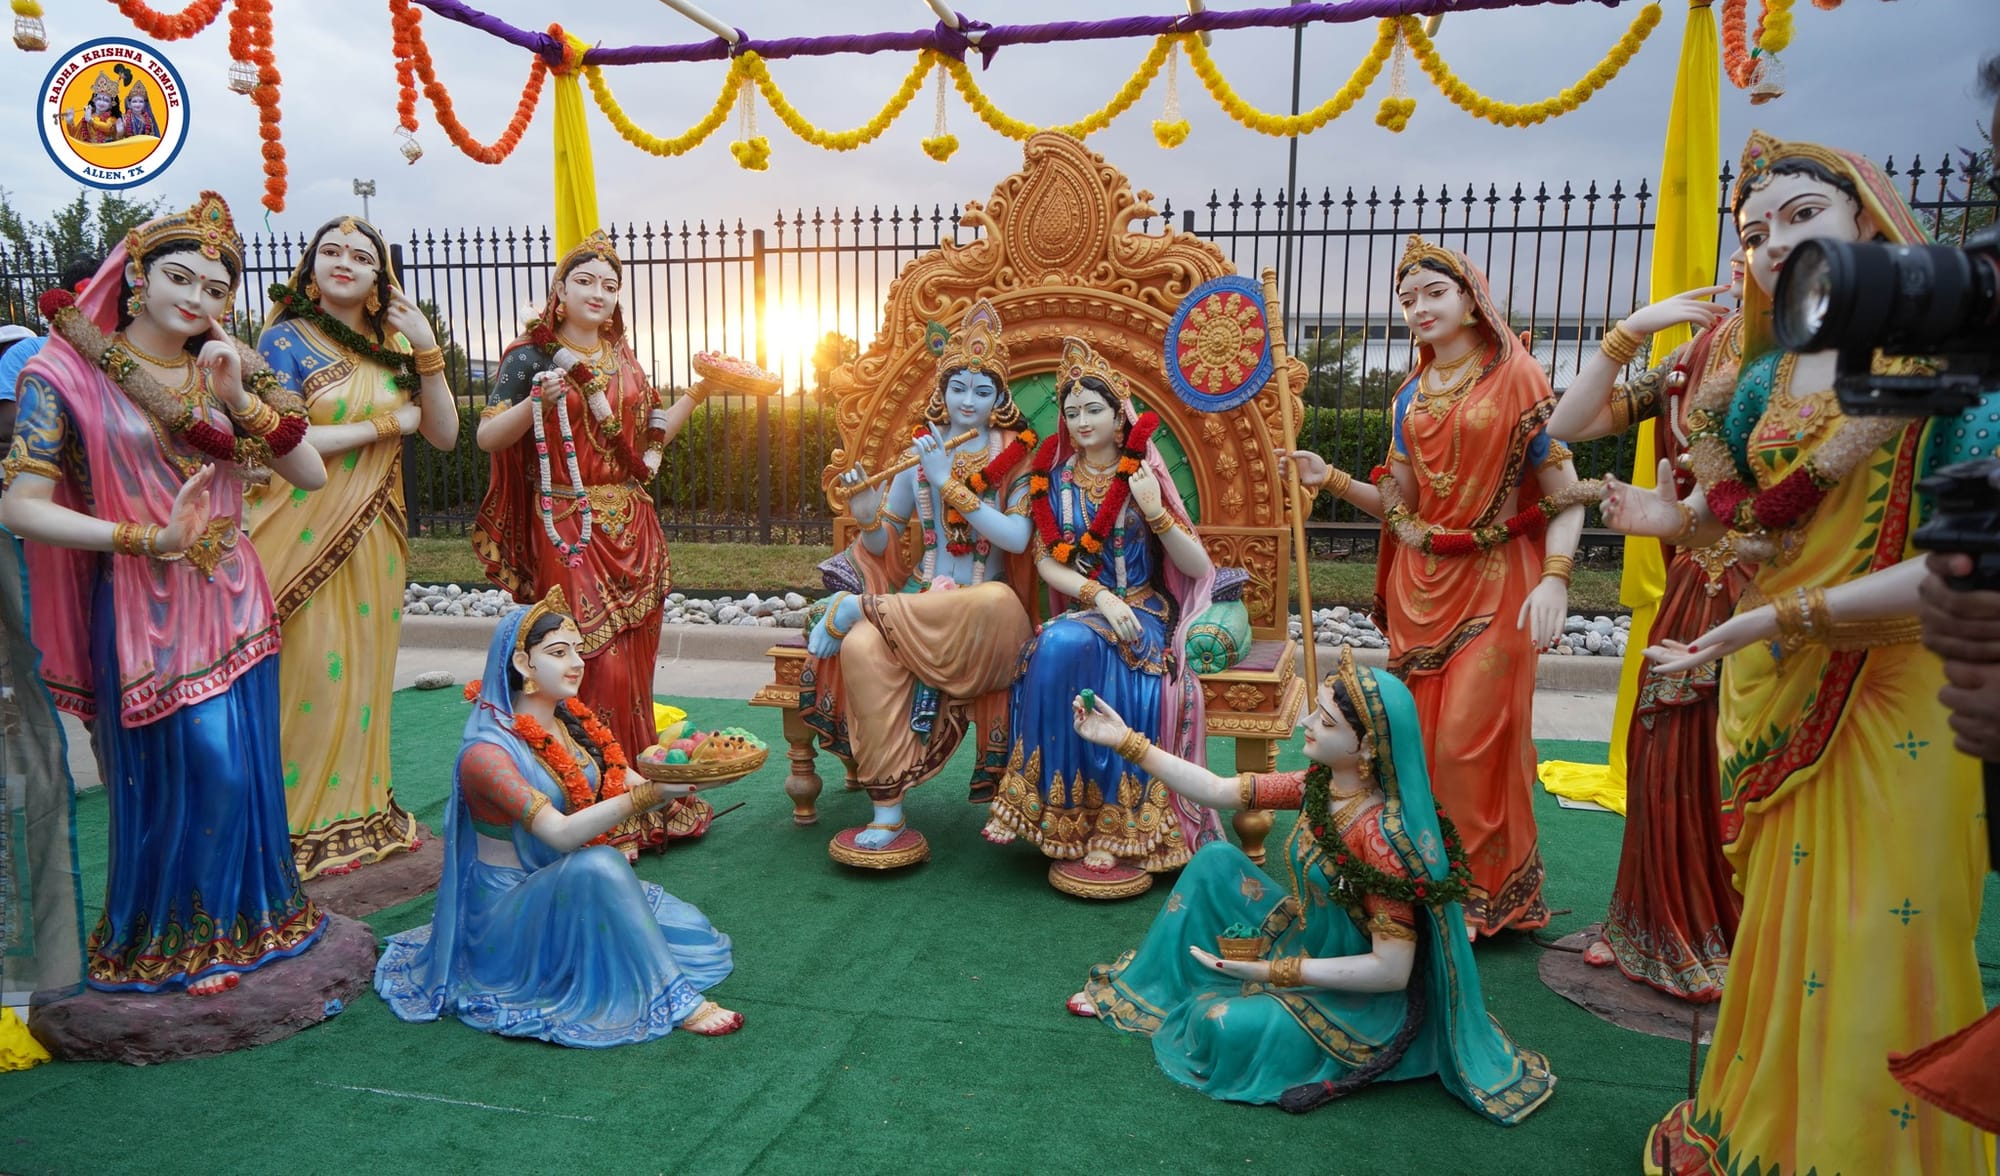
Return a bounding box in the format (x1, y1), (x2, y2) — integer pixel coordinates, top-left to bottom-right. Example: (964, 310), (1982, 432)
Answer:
(1600, 132), (1991, 1176)
(247, 214), (460, 879)
(982, 337), (1218, 899)
(1065, 647), (1554, 1122)
(1545, 254), (1749, 1000)
(805, 299), (1038, 866)
(474, 230), (710, 852)
(1277, 236), (1594, 937)
(374, 591), (741, 1044)
(0, 192), (330, 996)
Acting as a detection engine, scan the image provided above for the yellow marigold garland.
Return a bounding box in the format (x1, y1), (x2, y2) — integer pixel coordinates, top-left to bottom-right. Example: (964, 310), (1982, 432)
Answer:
(1183, 25), (1397, 136)
(942, 34), (1173, 140)
(585, 58), (740, 157)
(743, 49), (935, 151)
(1398, 6), (1661, 127)
(1757, 0), (1794, 55)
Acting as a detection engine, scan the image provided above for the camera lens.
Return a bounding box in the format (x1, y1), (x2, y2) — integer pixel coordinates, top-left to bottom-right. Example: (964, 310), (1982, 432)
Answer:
(1774, 237), (2000, 354)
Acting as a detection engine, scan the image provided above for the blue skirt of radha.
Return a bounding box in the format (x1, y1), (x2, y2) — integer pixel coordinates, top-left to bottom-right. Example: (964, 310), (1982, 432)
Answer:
(85, 578), (323, 991)
(1012, 594), (1169, 810)
(374, 843), (732, 1048)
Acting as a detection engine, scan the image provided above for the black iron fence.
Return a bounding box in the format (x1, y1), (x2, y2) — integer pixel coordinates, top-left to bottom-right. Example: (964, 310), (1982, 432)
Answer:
(1, 148), (1991, 549)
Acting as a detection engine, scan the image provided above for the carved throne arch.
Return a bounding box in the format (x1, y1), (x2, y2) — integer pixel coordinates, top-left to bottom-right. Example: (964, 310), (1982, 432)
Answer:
(757, 133), (1308, 860)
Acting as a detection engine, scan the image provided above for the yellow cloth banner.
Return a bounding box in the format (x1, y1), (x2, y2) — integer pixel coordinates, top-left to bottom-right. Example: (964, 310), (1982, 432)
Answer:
(552, 32), (601, 257)
(1537, 760), (1629, 816)
(1581, 0), (1720, 802)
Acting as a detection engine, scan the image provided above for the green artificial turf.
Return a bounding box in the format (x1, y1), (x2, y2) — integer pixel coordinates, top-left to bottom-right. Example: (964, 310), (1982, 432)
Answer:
(2, 690), (1994, 1175)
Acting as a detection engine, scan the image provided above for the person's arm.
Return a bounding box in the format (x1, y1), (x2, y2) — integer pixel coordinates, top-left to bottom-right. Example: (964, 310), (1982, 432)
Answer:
(1069, 692), (1238, 809)
(459, 742), (693, 855)
(1546, 285), (1728, 442)
(377, 305), (459, 451)
(1191, 919), (1417, 992)
(1518, 454), (1585, 646)
(1644, 557), (1930, 673)
(962, 475), (1035, 554)
(855, 467), (916, 558)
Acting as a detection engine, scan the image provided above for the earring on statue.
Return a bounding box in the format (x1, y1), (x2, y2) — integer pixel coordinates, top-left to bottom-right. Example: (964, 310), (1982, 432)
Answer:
(306, 279), (322, 301)
(127, 285), (146, 318)
(1461, 312), (1478, 327)
(521, 678), (539, 696)
(364, 288), (381, 315)
(554, 301), (566, 324)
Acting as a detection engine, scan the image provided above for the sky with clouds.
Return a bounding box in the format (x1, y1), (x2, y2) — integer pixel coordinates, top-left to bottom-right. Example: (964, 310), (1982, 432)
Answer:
(5, 0), (1993, 236)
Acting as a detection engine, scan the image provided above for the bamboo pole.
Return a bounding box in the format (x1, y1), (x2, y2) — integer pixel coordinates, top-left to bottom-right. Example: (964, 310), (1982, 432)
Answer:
(1260, 267), (1316, 689)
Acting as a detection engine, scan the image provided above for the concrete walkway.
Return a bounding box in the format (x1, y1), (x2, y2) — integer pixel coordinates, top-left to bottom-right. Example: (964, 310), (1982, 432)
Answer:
(57, 622), (1621, 792)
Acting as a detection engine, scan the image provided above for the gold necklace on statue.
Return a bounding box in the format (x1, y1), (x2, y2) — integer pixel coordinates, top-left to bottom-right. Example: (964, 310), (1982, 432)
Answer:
(1071, 453), (1118, 505)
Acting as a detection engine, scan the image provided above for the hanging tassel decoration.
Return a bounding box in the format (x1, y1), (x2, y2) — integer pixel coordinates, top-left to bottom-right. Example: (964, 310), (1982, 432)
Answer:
(730, 74), (771, 170)
(922, 59), (958, 161)
(1152, 41), (1190, 147)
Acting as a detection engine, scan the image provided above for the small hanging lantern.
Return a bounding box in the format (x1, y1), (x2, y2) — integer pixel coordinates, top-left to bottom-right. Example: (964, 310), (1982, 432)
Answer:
(1748, 52), (1786, 104)
(228, 59), (260, 94)
(396, 126), (423, 165)
(12, 0), (47, 52)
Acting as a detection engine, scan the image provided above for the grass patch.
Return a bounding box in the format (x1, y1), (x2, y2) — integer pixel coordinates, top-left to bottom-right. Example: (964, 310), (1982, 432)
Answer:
(411, 537), (1629, 613)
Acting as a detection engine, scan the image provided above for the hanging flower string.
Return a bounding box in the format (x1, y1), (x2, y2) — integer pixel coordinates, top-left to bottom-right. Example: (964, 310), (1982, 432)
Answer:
(1031, 413), (1160, 574)
(109, 0), (226, 41)
(1396, 7), (1661, 129)
(389, 0), (547, 165)
(525, 319), (650, 476)
(528, 368), (594, 568)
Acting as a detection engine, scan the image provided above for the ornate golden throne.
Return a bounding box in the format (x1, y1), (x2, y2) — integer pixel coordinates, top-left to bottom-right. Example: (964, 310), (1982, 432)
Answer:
(750, 133), (1308, 862)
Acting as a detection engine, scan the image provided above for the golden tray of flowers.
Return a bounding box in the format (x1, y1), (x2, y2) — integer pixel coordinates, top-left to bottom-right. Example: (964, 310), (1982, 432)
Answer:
(634, 729), (769, 789)
(691, 351), (783, 398)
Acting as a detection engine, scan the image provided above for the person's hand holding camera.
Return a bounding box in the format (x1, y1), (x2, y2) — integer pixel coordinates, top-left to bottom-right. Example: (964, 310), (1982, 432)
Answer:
(1919, 551), (2000, 761)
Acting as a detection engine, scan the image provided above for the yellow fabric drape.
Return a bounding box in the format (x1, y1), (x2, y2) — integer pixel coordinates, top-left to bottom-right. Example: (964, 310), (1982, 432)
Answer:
(1541, 0), (1718, 800)
(552, 32), (600, 256)
(0, 1008), (52, 1071)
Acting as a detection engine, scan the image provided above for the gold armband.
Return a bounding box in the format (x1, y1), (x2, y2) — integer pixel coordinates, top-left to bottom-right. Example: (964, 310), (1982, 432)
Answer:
(1145, 509), (1175, 536)
(627, 779), (667, 812)
(1668, 500), (1700, 546)
(229, 398), (282, 439)
(374, 414), (403, 441)
(1238, 772), (1258, 811)
(111, 521), (163, 558)
(1114, 730), (1152, 763)
(412, 347), (446, 377)
(1324, 467), (1353, 499)
(1074, 580), (1104, 608)
(1267, 955), (1306, 988)
(1541, 554), (1574, 584)
(939, 480), (981, 516)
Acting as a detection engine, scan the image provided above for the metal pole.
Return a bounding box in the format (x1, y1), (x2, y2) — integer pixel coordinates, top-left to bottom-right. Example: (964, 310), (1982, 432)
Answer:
(1279, 8), (1304, 349)
(753, 228), (772, 544)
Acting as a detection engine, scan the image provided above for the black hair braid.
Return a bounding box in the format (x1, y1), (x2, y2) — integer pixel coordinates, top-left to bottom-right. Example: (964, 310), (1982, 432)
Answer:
(1277, 946), (1429, 1114)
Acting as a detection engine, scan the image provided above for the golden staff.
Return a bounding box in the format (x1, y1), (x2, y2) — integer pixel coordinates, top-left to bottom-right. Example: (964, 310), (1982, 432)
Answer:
(827, 428), (981, 502)
(1260, 267), (1317, 689)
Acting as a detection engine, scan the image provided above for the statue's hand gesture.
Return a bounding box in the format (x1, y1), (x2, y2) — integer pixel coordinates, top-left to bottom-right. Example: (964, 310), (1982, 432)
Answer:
(197, 327), (249, 413)
(1128, 462), (1163, 516)
(915, 425), (955, 488)
(157, 465), (218, 555)
(1601, 460), (1687, 540)
(1272, 448), (1331, 491)
(1070, 693), (1130, 748)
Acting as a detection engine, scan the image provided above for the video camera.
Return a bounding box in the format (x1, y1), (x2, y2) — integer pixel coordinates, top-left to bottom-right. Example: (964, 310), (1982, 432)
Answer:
(1771, 224), (2000, 869)
(1771, 225), (2000, 417)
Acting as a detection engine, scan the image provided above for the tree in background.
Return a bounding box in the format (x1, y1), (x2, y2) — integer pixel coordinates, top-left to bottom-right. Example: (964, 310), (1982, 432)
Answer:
(0, 188), (163, 328)
(809, 331), (859, 403)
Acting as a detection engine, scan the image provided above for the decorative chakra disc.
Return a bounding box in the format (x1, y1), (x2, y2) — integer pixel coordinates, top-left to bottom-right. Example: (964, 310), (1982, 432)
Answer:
(1165, 275), (1273, 413)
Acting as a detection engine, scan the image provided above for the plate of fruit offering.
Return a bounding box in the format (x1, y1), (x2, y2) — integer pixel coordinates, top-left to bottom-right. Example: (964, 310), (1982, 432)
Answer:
(635, 726), (770, 788)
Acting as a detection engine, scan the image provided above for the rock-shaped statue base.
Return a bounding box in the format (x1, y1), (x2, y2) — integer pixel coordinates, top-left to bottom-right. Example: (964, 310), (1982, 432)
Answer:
(28, 913), (378, 1065)
(302, 824), (443, 918)
(1536, 926), (1713, 1044)
(828, 826), (929, 870)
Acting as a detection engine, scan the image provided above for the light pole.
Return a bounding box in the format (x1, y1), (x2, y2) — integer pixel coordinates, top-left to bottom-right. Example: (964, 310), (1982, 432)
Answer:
(353, 178), (376, 222)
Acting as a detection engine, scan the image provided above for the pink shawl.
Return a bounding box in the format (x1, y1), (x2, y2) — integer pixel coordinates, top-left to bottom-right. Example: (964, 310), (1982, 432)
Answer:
(15, 245), (278, 725)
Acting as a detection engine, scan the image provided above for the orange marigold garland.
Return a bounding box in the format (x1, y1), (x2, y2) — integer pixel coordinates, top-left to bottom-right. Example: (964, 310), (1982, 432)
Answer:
(231, 0), (285, 212)
(389, 0), (547, 165)
(109, 0), (226, 40)
(510, 699), (631, 847)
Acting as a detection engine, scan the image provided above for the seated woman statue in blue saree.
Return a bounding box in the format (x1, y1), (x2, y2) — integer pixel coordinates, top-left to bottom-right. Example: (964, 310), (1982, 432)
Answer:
(1064, 645), (1555, 1123)
(981, 336), (1219, 901)
(373, 589), (741, 1045)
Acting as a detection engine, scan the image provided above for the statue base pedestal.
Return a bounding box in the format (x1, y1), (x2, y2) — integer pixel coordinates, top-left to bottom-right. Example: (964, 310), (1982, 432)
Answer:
(28, 913), (379, 1065)
(301, 825), (442, 918)
(1048, 860), (1153, 901)
(829, 826), (930, 870)
(1536, 926), (1714, 1044)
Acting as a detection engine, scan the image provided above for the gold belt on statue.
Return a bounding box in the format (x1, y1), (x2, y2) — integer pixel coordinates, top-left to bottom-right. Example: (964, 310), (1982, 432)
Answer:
(155, 518), (241, 579)
(552, 481), (651, 541)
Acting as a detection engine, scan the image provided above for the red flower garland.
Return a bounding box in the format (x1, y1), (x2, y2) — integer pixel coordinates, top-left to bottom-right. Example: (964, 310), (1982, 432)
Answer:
(511, 698), (631, 847)
(918, 424), (1037, 556)
(390, 0), (548, 165)
(1031, 413), (1161, 572)
(1705, 466), (1834, 535)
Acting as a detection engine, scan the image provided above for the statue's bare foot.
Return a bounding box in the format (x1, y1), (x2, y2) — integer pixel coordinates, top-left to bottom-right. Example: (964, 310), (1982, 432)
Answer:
(979, 820), (1015, 846)
(1582, 938), (1616, 967)
(680, 1000), (744, 1036)
(187, 971), (238, 998)
(1080, 850), (1119, 871)
(1065, 992), (1097, 1018)
(855, 804), (907, 851)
